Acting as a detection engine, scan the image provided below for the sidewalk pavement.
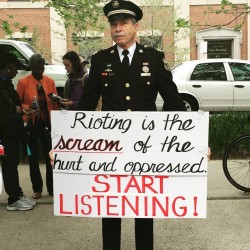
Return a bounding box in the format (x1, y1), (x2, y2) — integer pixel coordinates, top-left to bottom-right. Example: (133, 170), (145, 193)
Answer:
(0, 161), (250, 250)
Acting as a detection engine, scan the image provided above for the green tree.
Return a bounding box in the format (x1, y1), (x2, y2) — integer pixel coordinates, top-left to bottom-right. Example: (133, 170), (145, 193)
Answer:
(201, 0), (250, 31)
(0, 12), (28, 36)
(0, 1), (108, 39)
(47, 0), (108, 37)
(47, 0), (112, 58)
(49, 0), (190, 64)
(140, 0), (189, 64)
(74, 31), (110, 60)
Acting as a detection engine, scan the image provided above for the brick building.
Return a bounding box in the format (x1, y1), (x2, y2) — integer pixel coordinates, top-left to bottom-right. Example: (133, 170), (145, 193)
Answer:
(189, 0), (249, 60)
(0, 0), (249, 65)
(0, 0), (66, 64)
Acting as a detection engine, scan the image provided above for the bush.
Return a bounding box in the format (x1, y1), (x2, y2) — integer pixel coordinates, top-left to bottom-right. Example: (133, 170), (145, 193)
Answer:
(209, 111), (250, 159)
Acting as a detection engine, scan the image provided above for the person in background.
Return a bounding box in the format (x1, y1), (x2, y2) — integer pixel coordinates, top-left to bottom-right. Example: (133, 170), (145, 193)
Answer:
(77, 1), (186, 249)
(79, 55), (89, 71)
(80, 54), (103, 111)
(61, 51), (89, 110)
(0, 52), (36, 210)
(17, 54), (58, 199)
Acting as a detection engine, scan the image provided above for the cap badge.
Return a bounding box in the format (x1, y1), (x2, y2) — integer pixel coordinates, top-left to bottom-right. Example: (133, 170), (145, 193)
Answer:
(142, 66), (149, 73)
(112, 1), (119, 8)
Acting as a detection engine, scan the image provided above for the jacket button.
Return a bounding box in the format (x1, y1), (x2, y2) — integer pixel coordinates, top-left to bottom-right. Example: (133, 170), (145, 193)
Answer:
(126, 96), (131, 101)
(105, 83), (108, 87)
(125, 83), (130, 88)
(127, 109), (131, 112)
(147, 82), (150, 85)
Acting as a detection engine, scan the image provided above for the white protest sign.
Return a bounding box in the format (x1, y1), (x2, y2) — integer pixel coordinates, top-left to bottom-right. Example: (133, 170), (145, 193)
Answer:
(51, 111), (209, 218)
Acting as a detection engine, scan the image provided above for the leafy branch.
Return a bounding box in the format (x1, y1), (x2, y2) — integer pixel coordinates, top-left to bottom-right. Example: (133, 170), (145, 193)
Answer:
(47, 0), (108, 38)
(197, 0), (250, 31)
(0, 12), (28, 36)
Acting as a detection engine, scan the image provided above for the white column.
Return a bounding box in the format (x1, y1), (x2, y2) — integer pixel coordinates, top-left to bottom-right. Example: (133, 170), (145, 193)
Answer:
(174, 0), (190, 62)
(248, 0), (250, 59)
(50, 8), (67, 65)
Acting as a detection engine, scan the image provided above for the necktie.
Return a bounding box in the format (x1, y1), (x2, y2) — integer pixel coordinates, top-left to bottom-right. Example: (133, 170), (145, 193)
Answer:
(121, 49), (129, 74)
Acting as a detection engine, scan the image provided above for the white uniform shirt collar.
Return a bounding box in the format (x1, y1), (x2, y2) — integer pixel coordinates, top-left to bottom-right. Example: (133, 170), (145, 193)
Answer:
(117, 42), (136, 64)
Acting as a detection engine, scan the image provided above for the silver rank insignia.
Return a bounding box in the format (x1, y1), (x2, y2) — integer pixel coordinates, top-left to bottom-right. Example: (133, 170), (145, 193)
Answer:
(163, 59), (170, 71)
(105, 63), (112, 72)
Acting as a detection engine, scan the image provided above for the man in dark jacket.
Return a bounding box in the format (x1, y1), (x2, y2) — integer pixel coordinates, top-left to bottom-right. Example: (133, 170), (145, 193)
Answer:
(0, 53), (36, 210)
(77, 1), (186, 249)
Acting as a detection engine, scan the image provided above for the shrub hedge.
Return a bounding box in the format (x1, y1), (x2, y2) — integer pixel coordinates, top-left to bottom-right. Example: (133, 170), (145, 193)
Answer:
(209, 111), (250, 159)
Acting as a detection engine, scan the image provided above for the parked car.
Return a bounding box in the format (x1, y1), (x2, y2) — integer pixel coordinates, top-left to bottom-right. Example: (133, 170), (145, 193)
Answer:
(0, 39), (67, 96)
(157, 59), (250, 111)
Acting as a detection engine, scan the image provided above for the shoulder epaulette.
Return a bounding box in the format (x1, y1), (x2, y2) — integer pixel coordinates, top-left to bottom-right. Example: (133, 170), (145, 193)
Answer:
(93, 47), (111, 56)
(143, 45), (155, 50)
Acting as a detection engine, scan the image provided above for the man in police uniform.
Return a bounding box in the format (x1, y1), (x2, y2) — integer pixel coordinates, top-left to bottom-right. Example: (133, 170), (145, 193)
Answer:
(77, 0), (186, 249)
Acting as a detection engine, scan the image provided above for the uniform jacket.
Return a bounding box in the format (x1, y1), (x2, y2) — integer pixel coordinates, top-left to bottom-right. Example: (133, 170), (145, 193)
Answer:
(17, 74), (58, 122)
(77, 43), (186, 112)
(0, 78), (24, 140)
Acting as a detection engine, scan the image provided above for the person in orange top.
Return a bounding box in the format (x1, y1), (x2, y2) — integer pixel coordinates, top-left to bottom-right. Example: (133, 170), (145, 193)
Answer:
(17, 54), (58, 199)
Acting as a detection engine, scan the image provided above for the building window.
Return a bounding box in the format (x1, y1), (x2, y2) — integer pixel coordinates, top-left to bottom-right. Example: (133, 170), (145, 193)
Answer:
(72, 31), (104, 60)
(78, 37), (102, 61)
(138, 30), (162, 50)
(139, 36), (162, 50)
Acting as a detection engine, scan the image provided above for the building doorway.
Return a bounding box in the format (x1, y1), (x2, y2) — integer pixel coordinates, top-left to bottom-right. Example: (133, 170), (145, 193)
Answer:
(196, 28), (242, 59)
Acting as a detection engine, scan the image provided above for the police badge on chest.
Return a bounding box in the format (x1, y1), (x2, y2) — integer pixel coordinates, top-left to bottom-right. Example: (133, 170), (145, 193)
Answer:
(141, 62), (151, 76)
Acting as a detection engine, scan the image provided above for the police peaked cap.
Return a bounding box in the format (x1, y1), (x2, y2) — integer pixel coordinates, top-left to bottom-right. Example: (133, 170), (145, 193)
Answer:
(103, 0), (143, 21)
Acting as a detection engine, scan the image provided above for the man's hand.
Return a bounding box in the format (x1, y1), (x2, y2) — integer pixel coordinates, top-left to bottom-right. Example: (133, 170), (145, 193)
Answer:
(208, 147), (211, 160)
(61, 99), (73, 108)
(49, 150), (54, 166)
(23, 107), (39, 115)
